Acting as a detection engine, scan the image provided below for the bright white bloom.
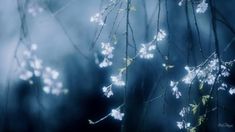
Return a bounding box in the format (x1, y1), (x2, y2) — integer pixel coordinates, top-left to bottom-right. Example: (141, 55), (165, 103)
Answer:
(111, 109), (124, 120)
(111, 74), (125, 86)
(139, 43), (156, 59)
(100, 42), (114, 58)
(181, 55), (234, 90)
(99, 42), (114, 68)
(90, 13), (104, 26)
(196, 0), (208, 13)
(170, 81), (181, 99)
(182, 66), (196, 84)
(229, 87), (235, 95)
(154, 29), (167, 41)
(177, 120), (191, 129)
(30, 58), (43, 77)
(102, 85), (113, 98)
(179, 107), (190, 117)
(177, 121), (184, 129)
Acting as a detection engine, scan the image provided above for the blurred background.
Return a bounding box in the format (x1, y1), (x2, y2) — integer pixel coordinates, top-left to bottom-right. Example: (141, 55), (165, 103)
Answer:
(0, 0), (235, 131)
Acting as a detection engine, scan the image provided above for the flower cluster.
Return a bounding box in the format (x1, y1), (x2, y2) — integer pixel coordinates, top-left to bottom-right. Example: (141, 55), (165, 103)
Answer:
(99, 42), (115, 68)
(177, 121), (191, 129)
(90, 0), (119, 26)
(177, 106), (191, 130)
(170, 81), (182, 99)
(196, 0), (208, 14)
(102, 72), (125, 98)
(178, 0), (208, 14)
(19, 44), (42, 83)
(139, 43), (156, 59)
(229, 88), (235, 95)
(42, 67), (68, 95)
(139, 29), (166, 60)
(102, 85), (113, 98)
(90, 13), (104, 26)
(111, 108), (124, 121)
(111, 73), (125, 86)
(182, 55), (232, 86)
(179, 106), (190, 117)
(154, 29), (167, 41)
(19, 44), (68, 95)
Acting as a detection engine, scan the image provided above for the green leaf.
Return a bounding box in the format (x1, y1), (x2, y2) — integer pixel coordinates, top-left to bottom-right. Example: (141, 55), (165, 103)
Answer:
(198, 116), (205, 126)
(199, 82), (204, 90)
(190, 127), (196, 132)
(190, 103), (199, 114)
(112, 35), (118, 45)
(202, 95), (210, 106)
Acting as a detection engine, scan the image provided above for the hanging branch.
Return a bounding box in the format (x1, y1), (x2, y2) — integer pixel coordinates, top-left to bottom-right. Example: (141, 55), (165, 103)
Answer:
(43, 2), (89, 60)
(190, 0), (205, 59)
(121, 0), (131, 131)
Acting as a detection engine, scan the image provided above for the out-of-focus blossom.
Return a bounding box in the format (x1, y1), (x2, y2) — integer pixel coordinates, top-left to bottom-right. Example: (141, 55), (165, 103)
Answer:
(196, 0), (208, 13)
(90, 13), (104, 26)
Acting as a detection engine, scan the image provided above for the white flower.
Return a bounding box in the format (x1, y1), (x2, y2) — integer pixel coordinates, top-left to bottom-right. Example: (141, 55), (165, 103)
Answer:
(99, 58), (113, 68)
(19, 44), (67, 96)
(99, 42), (115, 68)
(111, 109), (124, 120)
(139, 43), (156, 59)
(101, 42), (114, 58)
(154, 29), (167, 41)
(179, 107), (190, 117)
(111, 74), (125, 86)
(102, 85), (113, 98)
(170, 81), (182, 99)
(196, 0), (208, 13)
(229, 87), (235, 95)
(177, 121), (184, 129)
(19, 70), (33, 81)
(42, 67), (68, 95)
(90, 13), (104, 26)
(177, 120), (191, 129)
(182, 66), (196, 84)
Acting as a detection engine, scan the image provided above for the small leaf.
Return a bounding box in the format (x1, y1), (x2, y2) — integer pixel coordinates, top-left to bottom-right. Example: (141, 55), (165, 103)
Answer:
(198, 116), (205, 126)
(190, 127), (196, 132)
(199, 83), (204, 90)
(190, 103), (199, 114)
(202, 95), (210, 105)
